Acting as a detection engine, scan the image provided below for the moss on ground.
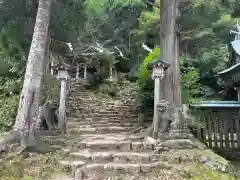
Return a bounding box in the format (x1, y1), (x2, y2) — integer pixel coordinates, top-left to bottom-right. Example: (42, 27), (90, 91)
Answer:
(0, 151), (69, 180)
(182, 164), (235, 180)
(158, 146), (236, 180)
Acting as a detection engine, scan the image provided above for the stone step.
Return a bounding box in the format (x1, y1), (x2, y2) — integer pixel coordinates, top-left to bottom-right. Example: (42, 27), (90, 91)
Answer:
(67, 117), (138, 123)
(67, 126), (132, 135)
(59, 160), (86, 170)
(69, 111), (128, 116)
(68, 109), (134, 115)
(69, 106), (133, 110)
(79, 133), (144, 142)
(69, 114), (138, 119)
(67, 122), (134, 128)
(37, 137), (82, 147)
(69, 150), (159, 164)
(66, 122), (139, 128)
(75, 162), (176, 179)
(35, 129), (61, 137)
(68, 100), (116, 105)
(78, 140), (155, 152)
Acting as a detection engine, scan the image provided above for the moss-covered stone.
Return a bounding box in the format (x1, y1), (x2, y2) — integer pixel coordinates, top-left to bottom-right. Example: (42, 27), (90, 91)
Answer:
(158, 143), (236, 179)
(181, 164), (235, 180)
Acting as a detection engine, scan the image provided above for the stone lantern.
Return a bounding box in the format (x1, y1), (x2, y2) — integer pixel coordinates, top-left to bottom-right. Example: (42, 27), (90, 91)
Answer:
(53, 62), (72, 133)
(147, 56), (170, 138)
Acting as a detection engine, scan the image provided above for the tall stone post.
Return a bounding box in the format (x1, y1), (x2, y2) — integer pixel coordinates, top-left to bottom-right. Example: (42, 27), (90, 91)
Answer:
(153, 78), (160, 138)
(109, 66), (113, 81)
(50, 61), (54, 76)
(55, 63), (72, 133)
(59, 78), (67, 132)
(147, 58), (170, 138)
(84, 63), (87, 80)
(76, 63), (80, 79)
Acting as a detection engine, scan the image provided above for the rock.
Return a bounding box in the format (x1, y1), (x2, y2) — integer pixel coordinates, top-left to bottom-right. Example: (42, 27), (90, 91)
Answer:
(0, 145), (7, 153)
(219, 166), (227, 173)
(205, 161), (218, 171)
(145, 137), (157, 144)
(199, 156), (208, 163)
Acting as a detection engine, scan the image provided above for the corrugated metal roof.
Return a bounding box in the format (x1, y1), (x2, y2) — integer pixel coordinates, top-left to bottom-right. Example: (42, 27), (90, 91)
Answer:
(190, 101), (240, 108)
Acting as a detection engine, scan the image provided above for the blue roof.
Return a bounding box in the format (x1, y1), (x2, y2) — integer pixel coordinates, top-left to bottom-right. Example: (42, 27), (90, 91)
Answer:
(190, 101), (240, 108)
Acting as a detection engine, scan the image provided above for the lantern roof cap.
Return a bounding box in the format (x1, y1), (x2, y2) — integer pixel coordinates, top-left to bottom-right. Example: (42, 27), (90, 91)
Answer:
(147, 55), (170, 70)
(52, 62), (72, 70)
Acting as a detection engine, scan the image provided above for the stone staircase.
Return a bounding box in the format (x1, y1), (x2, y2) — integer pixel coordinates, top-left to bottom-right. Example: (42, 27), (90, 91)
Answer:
(39, 80), (180, 179)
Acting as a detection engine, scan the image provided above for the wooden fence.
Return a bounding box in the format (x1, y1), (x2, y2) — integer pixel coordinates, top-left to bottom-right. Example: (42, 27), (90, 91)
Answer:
(190, 101), (240, 152)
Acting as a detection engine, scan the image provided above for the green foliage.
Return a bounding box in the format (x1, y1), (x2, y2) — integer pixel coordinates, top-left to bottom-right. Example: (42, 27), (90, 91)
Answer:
(180, 56), (202, 103)
(182, 69), (201, 103)
(0, 32), (25, 132)
(42, 75), (60, 104)
(135, 77), (154, 119)
(0, 95), (19, 131)
(84, 0), (145, 19)
(138, 47), (160, 86)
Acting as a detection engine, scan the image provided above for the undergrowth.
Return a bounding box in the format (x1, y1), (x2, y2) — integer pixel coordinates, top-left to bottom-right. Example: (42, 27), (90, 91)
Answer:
(0, 152), (62, 180)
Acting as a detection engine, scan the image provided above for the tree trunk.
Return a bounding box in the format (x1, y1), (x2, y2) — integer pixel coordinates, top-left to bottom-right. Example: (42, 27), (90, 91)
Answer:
(159, 0), (181, 106)
(13, 0), (53, 147)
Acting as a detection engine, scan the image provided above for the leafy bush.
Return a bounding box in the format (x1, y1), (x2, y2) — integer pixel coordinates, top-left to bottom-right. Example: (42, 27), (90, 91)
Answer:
(180, 56), (203, 103)
(135, 77), (154, 120)
(42, 75), (60, 104)
(138, 47), (160, 86)
(0, 95), (19, 131)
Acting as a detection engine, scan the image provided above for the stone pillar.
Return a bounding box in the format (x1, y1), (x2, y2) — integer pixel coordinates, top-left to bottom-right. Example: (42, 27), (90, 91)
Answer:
(152, 66), (166, 138)
(109, 66), (113, 81)
(153, 76), (161, 138)
(84, 63), (87, 80)
(55, 63), (72, 133)
(50, 61), (54, 75)
(76, 63), (80, 79)
(59, 78), (67, 132)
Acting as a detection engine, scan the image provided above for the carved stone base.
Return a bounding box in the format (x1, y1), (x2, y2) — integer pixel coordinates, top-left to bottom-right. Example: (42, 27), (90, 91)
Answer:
(168, 128), (193, 140)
